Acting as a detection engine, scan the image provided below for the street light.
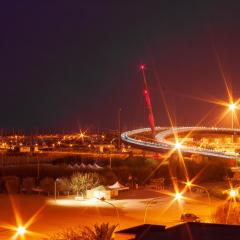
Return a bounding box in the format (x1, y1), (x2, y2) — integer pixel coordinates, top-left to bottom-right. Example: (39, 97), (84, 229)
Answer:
(54, 178), (60, 201)
(185, 181), (211, 218)
(0, 226), (27, 237)
(175, 141), (182, 150)
(144, 196), (163, 223)
(175, 192), (182, 201)
(229, 103), (236, 112)
(144, 192), (184, 223)
(228, 101), (238, 158)
(118, 108), (122, 150)
(229, 189), (238, 199)
(97, 198), (120, 226)
(186, 181), (192, 187)
(229, 103), (236, 130)
(109, 138), (116, 168)
(16, 226), (26, 236)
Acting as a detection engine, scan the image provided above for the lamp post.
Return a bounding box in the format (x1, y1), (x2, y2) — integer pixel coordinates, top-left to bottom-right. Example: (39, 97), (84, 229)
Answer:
(54, 178), (60, 201)
(98, 198), (120, 226)
(228, 102), (239, 167)
(144, 193), (183, 224)
(118, 108), (122, 150)
(229, 103), (236, 128)
(37, 154), (39, 180)
(144, 196), (163, 223)
(185, 181), (211, 219)
(229, 103), (237, 143)
(109, 138), (116, 168)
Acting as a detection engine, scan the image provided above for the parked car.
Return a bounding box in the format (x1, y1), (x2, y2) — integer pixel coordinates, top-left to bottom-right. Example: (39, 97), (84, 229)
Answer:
(180, 213), (200, 222)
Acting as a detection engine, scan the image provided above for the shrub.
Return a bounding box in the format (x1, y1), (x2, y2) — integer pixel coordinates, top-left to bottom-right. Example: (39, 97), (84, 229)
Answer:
(4, 176), (20, 194)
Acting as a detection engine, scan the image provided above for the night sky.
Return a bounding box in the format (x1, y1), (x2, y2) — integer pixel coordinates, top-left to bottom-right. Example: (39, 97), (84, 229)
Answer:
(1, 1), (240, 132)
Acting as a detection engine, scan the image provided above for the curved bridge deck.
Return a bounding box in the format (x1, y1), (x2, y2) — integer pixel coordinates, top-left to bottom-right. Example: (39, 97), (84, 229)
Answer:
(121, 127), (240, 161)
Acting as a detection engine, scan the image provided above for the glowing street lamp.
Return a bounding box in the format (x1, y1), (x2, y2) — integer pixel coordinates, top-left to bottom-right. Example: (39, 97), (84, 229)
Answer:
(229, 189), (238, 199)
(175, 141), (182, 150)
(16, 226), (26, 236)
(54, 178), (60, 201)
(229, 103), (236, 112)
(186, 181), (192, 187)
(97, 198), (120, 225)
(175, 192), (183, 201)
(184, 181), (211, 218)
(228, 102), (237, 142)
(228, 102), (237, 128)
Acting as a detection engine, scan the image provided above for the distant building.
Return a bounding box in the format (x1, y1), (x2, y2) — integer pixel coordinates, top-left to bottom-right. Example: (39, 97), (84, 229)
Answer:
(19, 146), (31, 153)
(93, 144), (115, 153)
(115, 222), (240, 240)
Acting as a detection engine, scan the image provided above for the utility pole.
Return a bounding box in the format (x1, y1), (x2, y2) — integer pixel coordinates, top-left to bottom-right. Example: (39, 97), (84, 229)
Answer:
(118, 108), (122, 150)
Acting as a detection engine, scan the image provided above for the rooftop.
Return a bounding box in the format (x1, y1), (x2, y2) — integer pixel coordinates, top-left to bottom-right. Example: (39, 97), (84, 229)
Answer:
(115, 222), (240, 240)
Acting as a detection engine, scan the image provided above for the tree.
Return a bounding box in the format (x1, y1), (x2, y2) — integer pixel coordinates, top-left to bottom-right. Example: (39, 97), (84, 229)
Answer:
(70, 173), (100, 196)
(81, 223), (118, 240)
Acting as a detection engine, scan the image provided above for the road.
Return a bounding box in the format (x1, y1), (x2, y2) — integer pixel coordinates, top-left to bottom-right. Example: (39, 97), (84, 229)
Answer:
(0, 189), (225, 239)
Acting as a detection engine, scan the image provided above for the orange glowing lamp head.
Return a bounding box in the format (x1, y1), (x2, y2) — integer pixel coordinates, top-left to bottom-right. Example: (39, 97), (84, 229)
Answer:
(80, 133), (84, 138)
(229, 103), (236, 111)
(175, 141), (182, 150)
(229, 189), (238, 198)
(186, 181), (192, 187)
(16, 226), (26, 236)
(175, 192), (182, 201)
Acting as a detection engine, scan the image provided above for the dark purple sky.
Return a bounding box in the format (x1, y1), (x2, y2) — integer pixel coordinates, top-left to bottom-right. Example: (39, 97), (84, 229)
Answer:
(1, 1), (240, 132)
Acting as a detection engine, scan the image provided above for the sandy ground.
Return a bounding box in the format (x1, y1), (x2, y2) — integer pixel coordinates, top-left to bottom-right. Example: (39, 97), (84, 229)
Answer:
(0, 189), (225, 239)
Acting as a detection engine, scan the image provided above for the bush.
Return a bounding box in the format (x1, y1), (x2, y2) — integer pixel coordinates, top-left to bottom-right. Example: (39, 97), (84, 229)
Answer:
(40, 177), (54, 194)
(4, 176), (20, 194)
(22, 177), (35, 194)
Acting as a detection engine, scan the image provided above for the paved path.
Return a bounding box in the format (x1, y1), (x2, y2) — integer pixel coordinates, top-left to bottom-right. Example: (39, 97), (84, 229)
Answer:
(0, 190), (225, 239)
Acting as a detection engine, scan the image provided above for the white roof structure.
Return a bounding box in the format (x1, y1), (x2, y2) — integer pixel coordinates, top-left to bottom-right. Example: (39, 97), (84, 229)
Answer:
(67, 164), (73, 169)
(108, 181), (129, 190)
(87, 163), (95, 170)
(74, 163), (80, 169)
(93, 163), (103, 169)
(79, 163), (87, 169)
